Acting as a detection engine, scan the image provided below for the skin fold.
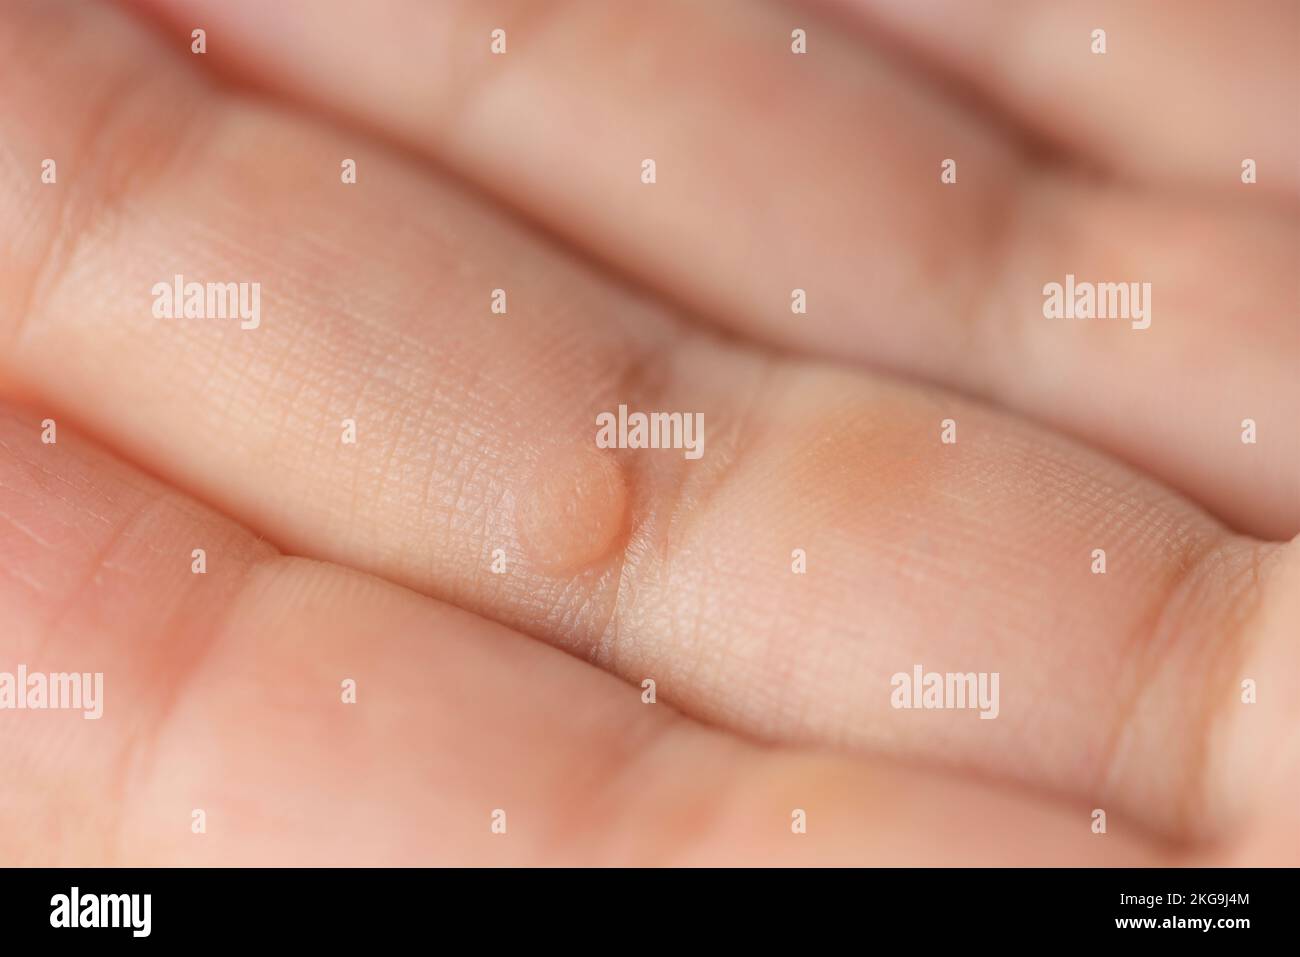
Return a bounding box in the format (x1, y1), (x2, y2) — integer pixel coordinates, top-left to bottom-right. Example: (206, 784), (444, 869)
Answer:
(0, 0), (1296, 864)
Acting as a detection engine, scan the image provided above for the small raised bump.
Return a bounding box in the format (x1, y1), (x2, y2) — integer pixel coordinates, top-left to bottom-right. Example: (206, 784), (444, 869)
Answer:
(515, 444), (628, 573)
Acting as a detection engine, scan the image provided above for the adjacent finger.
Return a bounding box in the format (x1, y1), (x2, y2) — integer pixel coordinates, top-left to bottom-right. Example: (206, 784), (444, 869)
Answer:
(820, 0), (1300, 199)
(0, 404), (1178, 866)
(118, 0), (1300, 537)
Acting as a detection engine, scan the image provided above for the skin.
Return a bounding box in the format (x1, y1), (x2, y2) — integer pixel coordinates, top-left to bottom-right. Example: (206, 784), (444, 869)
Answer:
(0, 0), (1296, 864)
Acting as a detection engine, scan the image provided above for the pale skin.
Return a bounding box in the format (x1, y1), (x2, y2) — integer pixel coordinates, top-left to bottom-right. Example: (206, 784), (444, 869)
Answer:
(0, 0), (1296, 865)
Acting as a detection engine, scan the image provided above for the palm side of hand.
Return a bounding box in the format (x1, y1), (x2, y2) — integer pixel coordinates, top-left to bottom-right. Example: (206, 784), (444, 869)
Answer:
(0, 0), (1296, 865)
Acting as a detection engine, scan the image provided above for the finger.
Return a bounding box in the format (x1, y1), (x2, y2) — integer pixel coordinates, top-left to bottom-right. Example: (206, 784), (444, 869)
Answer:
(117, 0), (1300, 537)
(3, 0), (1296, 840)
(820, 0), (1300, 199)
(0, 404), (1176, 866)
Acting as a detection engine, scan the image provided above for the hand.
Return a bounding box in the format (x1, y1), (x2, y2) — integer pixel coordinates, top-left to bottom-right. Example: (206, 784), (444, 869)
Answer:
(1, 0), (1295, 865)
